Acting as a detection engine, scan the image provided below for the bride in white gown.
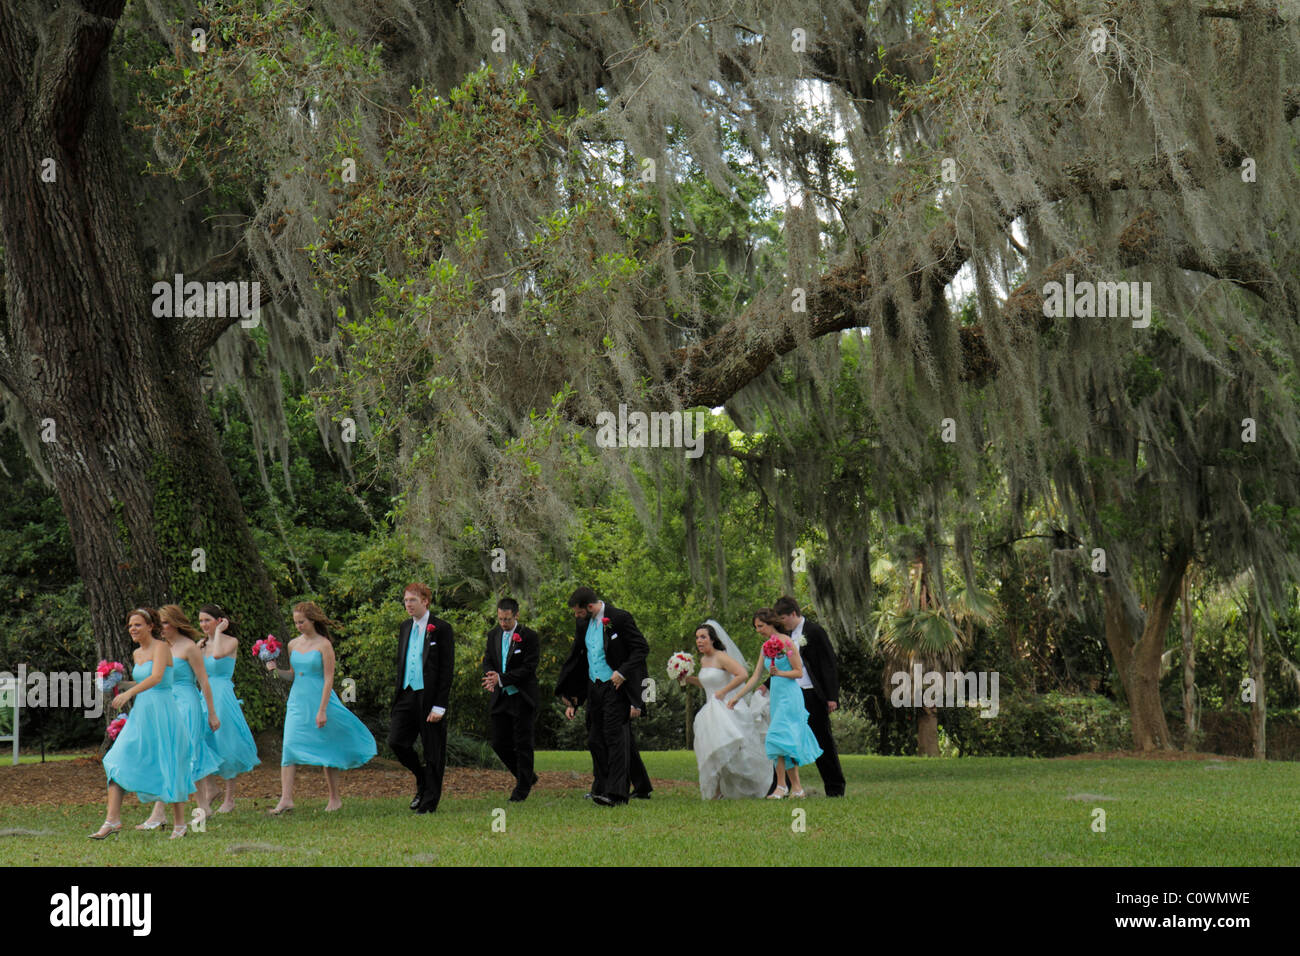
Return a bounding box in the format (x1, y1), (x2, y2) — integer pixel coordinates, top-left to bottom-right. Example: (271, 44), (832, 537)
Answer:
(677, 620), (771, 799)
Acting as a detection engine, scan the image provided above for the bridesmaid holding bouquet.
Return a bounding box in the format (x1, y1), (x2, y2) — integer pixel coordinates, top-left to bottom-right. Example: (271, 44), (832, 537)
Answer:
(265, 602), (376, 813)
(729, 608), (822, 798)
(135, 605), (223, 830)
(90, 608), (193, 839)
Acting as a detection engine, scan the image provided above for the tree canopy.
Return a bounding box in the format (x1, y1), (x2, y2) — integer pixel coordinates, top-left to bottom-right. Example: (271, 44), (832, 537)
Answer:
(1, 0), (1298, 750)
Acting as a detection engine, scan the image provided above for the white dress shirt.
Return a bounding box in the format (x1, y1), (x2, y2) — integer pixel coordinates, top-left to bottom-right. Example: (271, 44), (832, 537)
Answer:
(791, 616), (813, 690)
(410, 611), (445, 717)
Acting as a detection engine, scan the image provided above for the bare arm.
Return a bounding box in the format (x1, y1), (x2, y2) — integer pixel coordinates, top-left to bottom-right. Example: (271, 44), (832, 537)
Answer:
(213, 621), (238, 659)
(189, 644), (220, 729)
(716, 654), (749, 698)
(265, 638), (295, 679)
(318, 642), (336, 722)
(114, 644), (166, 709)
(727, 657), (766, 708)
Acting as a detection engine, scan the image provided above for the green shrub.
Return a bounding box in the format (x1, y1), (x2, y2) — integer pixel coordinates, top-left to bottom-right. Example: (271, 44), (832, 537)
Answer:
(446, 730), (500, 768)
(829, 707), (879, 755)
(942, 693), (1132, 757)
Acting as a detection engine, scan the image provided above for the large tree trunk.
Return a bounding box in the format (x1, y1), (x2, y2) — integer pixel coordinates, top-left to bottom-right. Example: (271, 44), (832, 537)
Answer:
(0, 1), (282, 725)
(1102, 538), (1191, 751)
(1181, 577), (1196, 750)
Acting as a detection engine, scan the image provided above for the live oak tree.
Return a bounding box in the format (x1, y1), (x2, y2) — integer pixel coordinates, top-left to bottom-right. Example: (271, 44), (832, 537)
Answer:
(0, 0), (284, 698)
(2, 0), (1298, 753)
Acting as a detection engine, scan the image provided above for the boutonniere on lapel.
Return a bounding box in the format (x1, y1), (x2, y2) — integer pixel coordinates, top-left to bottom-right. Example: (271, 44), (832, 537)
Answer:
(426, 623), (436, 633)
(601, 617), (611, 625)
(511, 633), (523, 644)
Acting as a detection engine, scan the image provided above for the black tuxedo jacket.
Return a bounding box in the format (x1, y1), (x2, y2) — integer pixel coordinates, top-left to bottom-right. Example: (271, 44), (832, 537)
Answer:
(554, 603), (649, 710)
(394, 615), (455, 713)
(797, 618), (840, 704)
(483, 623), (540, 712)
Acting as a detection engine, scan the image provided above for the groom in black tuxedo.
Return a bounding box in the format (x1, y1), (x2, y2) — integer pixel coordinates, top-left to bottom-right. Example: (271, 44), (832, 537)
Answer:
(481, 597), (540, 801)
(556, 586), (648, 806)
(775, 595), (846, 796)
(390, 582), (454, 813)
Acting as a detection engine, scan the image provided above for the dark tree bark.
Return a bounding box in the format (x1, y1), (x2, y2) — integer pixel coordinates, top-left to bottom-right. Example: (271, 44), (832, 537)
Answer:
(916, 707), (939, 757)
(1102, 538), (1192, 751)
(0, 1), (282, 676)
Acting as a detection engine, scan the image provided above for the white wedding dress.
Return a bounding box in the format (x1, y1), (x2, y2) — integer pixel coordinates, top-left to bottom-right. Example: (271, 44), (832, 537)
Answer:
(693, 666), (772, 799)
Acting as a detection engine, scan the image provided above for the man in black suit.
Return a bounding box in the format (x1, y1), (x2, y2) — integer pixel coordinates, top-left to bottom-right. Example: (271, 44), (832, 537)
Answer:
(555, 586), (648, 807)
(580, 715), (654, 801)
(481, 597), (540, 802)
(775, 595), (846, 796)
(389, 582), (454, 813)
(628, 733), (653, 799)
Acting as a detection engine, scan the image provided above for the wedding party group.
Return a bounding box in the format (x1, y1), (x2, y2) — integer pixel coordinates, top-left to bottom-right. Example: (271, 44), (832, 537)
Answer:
(555, 589), (845, 805)
(85, 584), (844, 838)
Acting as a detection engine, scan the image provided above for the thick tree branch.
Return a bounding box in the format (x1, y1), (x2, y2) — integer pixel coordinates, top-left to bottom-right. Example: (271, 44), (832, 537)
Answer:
(1197, 1), (1287, 28)
(34, 1), (126, 154)
(666, 130), (1256, 407)
(0, 3), (33, 91)
(174, 244), (276, 361)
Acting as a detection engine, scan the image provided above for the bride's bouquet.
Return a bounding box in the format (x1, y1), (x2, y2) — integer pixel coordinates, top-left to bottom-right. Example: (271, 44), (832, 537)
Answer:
(253, 635), (282, 663)
(95, 660), (126, 695)
(667, 651), (694, 681)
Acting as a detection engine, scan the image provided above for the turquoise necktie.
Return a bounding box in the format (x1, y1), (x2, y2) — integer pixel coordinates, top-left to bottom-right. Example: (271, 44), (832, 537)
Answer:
(501, 630), (518, 695)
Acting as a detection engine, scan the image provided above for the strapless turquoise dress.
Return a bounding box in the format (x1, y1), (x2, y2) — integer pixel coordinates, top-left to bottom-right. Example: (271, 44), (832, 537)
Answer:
(764, 653), (824, 767)
(201, 654), (261, 778)
(172, 657), (224, 783)
(102, 661), (194, 803)
(281, 649), (376, 768)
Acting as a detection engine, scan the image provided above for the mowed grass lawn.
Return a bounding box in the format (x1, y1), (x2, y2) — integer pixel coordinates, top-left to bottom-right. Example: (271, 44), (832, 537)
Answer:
(2, 751), (1296, 866)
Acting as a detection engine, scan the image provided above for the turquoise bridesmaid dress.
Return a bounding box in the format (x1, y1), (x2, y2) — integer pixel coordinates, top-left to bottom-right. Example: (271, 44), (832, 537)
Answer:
(281, 649), (376, 769)
(763, 652), (824, 767)
(201, 654), (261, 778)
(102, 661), (194, 803)
(172, 657), (224, 784)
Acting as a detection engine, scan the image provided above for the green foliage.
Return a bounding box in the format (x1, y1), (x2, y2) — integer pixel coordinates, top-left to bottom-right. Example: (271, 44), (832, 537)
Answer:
(0, 432), (98, 749)
(942, 693), (1133, 757)
(144, 0), (384, 203)
(147, 453), (284, 735)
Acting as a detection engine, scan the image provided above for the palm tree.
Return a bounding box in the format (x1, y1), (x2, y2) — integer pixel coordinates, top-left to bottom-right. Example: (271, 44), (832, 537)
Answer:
(873, 552), (996, 756)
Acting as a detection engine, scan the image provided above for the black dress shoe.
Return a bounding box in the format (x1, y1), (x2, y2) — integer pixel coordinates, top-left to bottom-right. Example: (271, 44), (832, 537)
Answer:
(630, 791), (651, 800)
(410, 793), (424, 810)
(530, 772), (539, 787)
(416, 802), (438, 814)
(508, 789), (528, 803)
(590, 793), (616, 807)
(583, 792), (595, 801)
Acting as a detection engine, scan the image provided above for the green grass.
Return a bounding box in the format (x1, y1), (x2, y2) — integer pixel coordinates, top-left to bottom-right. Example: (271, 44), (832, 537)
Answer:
(2, 751), (1297, 865)
(1, 753), (87, 766)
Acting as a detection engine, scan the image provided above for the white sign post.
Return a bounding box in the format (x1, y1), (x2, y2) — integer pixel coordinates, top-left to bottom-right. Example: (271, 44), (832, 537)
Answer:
(0, 673), (19, 765)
